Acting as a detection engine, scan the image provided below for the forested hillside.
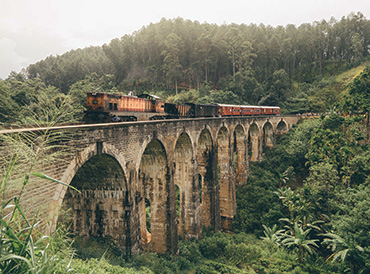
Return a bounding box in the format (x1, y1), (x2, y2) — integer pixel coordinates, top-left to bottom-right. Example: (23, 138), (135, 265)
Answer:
(1, 12), (370, 125)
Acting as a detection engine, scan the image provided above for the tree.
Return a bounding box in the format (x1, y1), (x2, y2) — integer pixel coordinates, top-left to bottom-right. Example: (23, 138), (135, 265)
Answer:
(281, 222), (319, 264)
(322, 233), (366, 274)
(260, 224), (284, 248)
(195, 32), (213, 83)
(346, 66), (370, 114)
(280, 221), (319, 264)
(162, 33), (183, 94)
(0, 80), (19, 123)
(103, 36), (134, 86)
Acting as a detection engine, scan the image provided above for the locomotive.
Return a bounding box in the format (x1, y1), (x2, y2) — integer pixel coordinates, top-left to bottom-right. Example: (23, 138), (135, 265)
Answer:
(84, 92), (280, 123)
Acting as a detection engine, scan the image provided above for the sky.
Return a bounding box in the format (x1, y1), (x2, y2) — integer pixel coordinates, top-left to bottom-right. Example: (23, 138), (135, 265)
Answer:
(1, 0), (370, 79)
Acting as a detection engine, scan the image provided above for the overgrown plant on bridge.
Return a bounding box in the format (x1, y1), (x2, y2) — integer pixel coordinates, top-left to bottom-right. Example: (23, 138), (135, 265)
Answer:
(0, 122), (78, 273)
(0, 162), (75, 273)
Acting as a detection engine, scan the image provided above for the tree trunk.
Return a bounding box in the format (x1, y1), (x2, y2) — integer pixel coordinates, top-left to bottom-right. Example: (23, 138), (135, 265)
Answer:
(175, 78), (178, 95)
(205, 60), (208, 83)
(367, 112), (370, 142)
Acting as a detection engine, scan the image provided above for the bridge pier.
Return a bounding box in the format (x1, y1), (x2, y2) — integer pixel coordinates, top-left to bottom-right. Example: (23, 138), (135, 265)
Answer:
(197, 128), (220, 231)
(217, 126), (236, 231)
(249, 123), (261, 162)
(174, 133), (201, 239)
(263, 122), (274, 148)
(233, 125), (248, 184)
(137, 139), (178, 254)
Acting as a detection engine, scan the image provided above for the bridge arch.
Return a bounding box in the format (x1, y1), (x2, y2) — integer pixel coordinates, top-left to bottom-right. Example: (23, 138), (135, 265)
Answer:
(262, 121), (274, 148)
(55, 143), (131, 251)
(53, 143), (129, 219)
(248, 122), (260, 162)
(217, 126), (235, 231)
(276, 119), (288, 135)
(138, 139), (173, 253)
(196, 127), (219, 230)
(135, 134), (168, 172)
(174, 132), (199, 239)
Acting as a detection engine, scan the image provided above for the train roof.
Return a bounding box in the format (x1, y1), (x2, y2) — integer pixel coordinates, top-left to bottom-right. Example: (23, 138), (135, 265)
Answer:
(137, 94), (162, 100)
(259, 106), (280, 109)
(239, 105), (261, 108)
(185, 103), (218, 106)
(217, 104), (245, 107)
(218, 104), (260, 108)
(217, 104), (280, 109)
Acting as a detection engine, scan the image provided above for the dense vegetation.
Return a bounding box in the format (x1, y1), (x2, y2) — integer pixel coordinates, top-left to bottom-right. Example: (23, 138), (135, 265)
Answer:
(1, 12), (370, 125)
(2, 12), (370, 274)
(3, 70), (370, 272)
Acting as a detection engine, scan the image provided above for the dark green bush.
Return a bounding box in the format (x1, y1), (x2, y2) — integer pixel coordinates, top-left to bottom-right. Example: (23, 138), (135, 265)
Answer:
(198, 233), (229, 259)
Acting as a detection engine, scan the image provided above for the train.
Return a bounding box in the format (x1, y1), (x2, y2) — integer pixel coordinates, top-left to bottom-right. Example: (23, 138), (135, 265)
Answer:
(84, 92), (280, 123)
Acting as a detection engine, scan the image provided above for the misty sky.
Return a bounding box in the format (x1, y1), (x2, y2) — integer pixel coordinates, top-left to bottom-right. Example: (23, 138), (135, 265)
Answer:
(1, 0), (369, 79)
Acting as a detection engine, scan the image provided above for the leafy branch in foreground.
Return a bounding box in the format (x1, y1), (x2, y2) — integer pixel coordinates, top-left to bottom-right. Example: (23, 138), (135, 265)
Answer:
(0, 159), (77, 273)
(322, 233), (367, 274)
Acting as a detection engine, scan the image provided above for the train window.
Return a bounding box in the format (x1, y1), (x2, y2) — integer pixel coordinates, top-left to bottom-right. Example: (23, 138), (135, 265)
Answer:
(114, 103), (117, 110)
(109, 103), (113, 110)
(92, 100), (98, 104)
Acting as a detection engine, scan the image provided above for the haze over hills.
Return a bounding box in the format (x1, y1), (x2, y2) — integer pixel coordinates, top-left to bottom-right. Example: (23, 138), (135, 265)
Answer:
(2, 0), (370, 79)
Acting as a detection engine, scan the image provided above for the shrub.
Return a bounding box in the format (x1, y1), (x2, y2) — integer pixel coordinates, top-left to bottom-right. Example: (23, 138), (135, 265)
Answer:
(198, 233), (229, 259)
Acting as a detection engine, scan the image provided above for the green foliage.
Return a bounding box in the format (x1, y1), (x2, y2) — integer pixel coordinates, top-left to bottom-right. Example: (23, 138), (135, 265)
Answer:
(67, 258), (154, 274)
(197, 89), (240, 105)
(178, 239), (202, 264)
(27, 46), (111, 94)
(322, 112), (345, 131)
(0, 131), (77, 273)
(198, 232), (229, 259)
(166, 89), (199, 104)
(195, 261), (249, 274)
(260, 224), (284, 248)
(322, 233), (368, 274)
(345, 66), (370, 113)
(236, 113), (370, 272)
(0, 77), (81, 125)
(280, 221), (319, 264)
(233, 165), (283, 234)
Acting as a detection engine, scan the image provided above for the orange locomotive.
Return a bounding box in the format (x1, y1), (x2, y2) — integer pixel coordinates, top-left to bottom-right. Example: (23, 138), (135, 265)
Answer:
(84, 92), (166, 123)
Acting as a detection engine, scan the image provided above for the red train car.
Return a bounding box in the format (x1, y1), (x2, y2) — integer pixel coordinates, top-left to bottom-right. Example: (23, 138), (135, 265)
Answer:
(219, 104), (262, 116)
(261, 106), (280, 115)
(261, 106), (272, 115)
(240, 105), (262, 116)
(218, 104), (243, 116)
(218, 105), (279, 117)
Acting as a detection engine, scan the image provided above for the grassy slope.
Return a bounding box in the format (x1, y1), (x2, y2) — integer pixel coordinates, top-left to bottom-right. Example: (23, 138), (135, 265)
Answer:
(335, 61), (370, 98)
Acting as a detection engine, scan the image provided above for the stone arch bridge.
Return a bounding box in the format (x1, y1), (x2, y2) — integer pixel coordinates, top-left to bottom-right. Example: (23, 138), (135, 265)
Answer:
(1, 115), (299, 255)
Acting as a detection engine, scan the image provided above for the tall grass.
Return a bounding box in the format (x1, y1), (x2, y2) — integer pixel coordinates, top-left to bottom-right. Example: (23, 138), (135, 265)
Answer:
(0, 120), (77, 273)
